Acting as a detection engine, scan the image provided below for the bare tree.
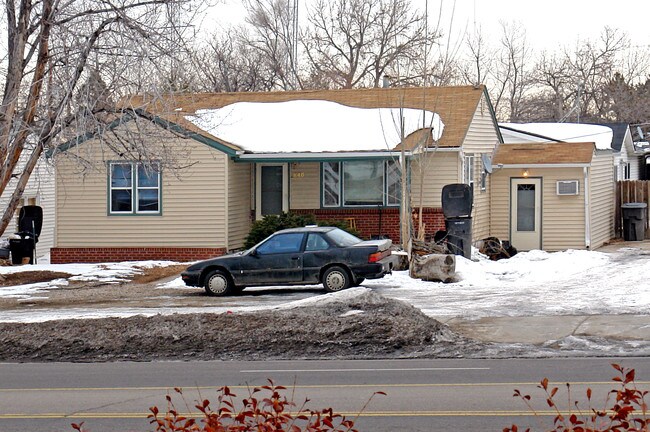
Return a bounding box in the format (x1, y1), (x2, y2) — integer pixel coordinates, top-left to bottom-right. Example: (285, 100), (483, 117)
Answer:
(242, 0), (302, 90)
(303, 0), (428, 89)
(194, 27), (275, 92)
(0, 0), (205, 237)
(489, 21), (534, 121)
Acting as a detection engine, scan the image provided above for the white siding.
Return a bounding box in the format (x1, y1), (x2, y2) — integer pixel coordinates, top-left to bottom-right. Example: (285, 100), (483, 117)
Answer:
(227, 160), (252, 250)
(589, 151), (615, 249)
(55, 122), (229, 248)
(491, 167), (588, 251)
(290, 162), (320, 209)
(462, 94), (500, 240)
(409, 152), (460, 208)
(0, 155), (55, 259)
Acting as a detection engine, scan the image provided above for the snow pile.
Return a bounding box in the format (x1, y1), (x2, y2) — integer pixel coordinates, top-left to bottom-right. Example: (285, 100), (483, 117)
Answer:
(501, 122), (613, 150)
(186, 100), (444, 153)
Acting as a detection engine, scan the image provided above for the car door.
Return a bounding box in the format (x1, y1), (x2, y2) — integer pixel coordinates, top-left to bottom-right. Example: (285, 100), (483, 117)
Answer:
(302, 233), (337, 283)
(239, 232), (305, 285)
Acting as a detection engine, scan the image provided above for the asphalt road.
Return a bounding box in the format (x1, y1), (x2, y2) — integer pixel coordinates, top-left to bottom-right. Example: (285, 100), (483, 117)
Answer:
(1, 358), (649, 432)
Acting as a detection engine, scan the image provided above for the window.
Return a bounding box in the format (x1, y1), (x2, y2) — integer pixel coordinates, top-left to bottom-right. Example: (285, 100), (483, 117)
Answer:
(109, 162), (160, 215)
(256, 233), (304, 254)
(322, 160), (400, 207)
(323, 161), (340, 207)
(463, 154), (475, 188)
(624, 162), (631, 180)
(305, 234), (330, 251)
(480, 170), (487, 191)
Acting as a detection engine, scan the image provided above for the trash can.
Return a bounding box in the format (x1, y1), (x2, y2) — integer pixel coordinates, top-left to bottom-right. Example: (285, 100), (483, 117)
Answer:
(445, 217), (472, 259)
(621, 203), (648, 241)
(9, 237), (34, 265)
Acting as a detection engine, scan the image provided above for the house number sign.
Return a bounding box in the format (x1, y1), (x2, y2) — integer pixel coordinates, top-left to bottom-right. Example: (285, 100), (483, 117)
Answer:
(291, 172), (305, 178)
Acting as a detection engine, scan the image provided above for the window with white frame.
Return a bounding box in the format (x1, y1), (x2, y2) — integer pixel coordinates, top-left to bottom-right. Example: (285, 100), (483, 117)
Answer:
(463, 154), (475, 188)
(322, 160), (400, 207)
(109, 162), (161, 215)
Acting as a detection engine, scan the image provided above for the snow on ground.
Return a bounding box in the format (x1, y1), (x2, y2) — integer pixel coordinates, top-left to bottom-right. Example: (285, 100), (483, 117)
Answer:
(0, 248), (649, 322)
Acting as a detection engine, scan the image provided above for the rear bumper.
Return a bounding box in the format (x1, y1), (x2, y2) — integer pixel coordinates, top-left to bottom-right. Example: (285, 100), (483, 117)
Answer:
(351, 254), (398, 279)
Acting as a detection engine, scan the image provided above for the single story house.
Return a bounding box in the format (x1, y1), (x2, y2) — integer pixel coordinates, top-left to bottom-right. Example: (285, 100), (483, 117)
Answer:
(500, 122), (640, 181)
(490, 140), (614, 251)
(50, 86), (503, 263)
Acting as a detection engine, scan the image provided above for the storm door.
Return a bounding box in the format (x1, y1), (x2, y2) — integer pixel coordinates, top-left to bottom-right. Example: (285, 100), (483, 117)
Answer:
(256, 164), (289, 220)
(510, 178), (542, 251)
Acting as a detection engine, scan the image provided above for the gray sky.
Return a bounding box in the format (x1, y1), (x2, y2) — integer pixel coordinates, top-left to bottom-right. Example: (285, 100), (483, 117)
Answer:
(208, 0), (650, 53)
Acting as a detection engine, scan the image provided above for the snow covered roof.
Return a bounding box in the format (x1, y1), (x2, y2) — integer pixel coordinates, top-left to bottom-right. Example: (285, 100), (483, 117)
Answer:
(185, 100), (444, 154)
(500, 123), (613, 151)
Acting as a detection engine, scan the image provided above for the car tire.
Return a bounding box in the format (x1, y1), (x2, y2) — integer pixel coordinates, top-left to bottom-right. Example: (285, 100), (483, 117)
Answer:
(204, 270), (234, 296)
(322, 266), (351, 292)
(352, 277), (365, 287)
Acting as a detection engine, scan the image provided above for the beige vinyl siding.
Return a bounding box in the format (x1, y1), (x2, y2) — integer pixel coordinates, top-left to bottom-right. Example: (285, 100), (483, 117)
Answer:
(55, 125), (228, 248)
(472, 160), (491, 240)
(227, 160), (252, 250)
(491, 168), (587, 251)
(290, 162), (321, 209)
(461, 94), (499, 240)
(409, 151), (460, 207)
(461, 94), (500, 154)
(589, 151), (615, 249)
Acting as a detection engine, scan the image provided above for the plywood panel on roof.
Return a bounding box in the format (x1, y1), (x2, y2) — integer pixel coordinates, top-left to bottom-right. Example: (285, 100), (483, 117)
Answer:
(493, 142), (594, 165)
(55, 122), (228, 248)
(129, 86), (486, 151)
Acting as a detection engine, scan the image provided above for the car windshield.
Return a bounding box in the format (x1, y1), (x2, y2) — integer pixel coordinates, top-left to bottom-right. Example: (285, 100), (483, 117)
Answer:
(325, 228), (362, 247)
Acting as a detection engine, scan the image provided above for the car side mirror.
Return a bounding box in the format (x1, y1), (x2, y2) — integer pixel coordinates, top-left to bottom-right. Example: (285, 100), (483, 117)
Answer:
(249, 248), (258, 257)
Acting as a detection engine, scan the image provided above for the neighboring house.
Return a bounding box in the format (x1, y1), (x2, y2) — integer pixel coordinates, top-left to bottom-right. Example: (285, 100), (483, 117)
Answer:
(50, 86), (502, 263)
(0, 153), (55, 260)
(500, 122), (641, 181)
(493, 124), (615, 251)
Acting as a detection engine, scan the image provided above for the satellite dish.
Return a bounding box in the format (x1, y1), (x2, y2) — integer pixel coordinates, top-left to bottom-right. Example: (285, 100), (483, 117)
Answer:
(482, 153), (493, 173)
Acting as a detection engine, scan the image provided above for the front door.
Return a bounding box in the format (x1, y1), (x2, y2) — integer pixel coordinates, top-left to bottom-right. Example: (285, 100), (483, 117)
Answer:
(510, 178), (542, 251)
(256, 164), (289, 220)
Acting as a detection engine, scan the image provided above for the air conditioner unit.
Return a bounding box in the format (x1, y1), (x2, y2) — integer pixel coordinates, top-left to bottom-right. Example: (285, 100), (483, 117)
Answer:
(557, 180), (579, 195)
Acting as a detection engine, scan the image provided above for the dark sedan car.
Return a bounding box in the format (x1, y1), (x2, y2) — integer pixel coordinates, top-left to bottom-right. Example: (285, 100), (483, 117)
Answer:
(181, 226), (397, 296)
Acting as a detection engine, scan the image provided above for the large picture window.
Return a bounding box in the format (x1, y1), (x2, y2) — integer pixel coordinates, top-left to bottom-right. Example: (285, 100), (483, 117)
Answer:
(109, 162), (161, 215)
(322, 160), (400, 207)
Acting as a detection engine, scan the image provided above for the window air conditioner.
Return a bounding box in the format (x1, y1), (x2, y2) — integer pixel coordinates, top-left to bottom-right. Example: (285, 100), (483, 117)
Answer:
(556, 180), (579, 195)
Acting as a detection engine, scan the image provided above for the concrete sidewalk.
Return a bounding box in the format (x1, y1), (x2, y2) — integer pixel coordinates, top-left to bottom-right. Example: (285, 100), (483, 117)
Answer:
(439, 239), (650, 346)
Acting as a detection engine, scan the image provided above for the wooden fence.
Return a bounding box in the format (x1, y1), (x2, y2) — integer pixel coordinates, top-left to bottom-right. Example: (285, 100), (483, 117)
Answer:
(615, 180), (650, 238)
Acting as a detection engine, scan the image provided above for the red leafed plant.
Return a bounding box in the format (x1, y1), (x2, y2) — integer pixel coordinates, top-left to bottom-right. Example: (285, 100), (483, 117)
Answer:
(146, 379), (384, 432)
(72, 379), (383, 432)
(504, 363), (649, 432)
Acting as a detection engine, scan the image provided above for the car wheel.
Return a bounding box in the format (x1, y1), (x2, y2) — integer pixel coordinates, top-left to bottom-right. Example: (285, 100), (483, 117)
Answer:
(322, 266), (351, 292)
(204, 270), (233, 296)
(352, 277), (365, 287)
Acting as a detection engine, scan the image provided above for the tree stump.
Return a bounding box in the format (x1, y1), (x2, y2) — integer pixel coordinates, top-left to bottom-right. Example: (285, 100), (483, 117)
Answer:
(409, 253), (456, 283)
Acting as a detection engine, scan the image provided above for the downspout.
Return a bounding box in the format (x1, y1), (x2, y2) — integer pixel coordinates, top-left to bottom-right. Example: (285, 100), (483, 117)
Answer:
(584, 167), (591, 249)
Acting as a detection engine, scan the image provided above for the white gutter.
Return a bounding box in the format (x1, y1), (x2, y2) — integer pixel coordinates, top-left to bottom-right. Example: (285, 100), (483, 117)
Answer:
(423, 147), (461, 153)
(584, 166), (591, 249)
(496, 163), (590, 169)
(237, 151), (406, 160)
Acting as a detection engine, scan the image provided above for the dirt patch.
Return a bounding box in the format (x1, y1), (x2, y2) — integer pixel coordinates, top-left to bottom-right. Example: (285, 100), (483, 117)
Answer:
(0, 291), (490, 362)
(0, 271), (72, 287)
(131, 264), (187, 284)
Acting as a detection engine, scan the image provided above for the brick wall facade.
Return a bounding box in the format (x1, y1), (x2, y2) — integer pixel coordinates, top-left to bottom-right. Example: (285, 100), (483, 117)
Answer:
(50, 247), (227, 264)
(292, 207), (445, 242)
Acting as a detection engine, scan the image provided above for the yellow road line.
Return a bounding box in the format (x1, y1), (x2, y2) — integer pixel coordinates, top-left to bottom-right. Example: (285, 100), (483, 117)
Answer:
(2, 381), (648, 392)
(0, 410), (593, 419)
